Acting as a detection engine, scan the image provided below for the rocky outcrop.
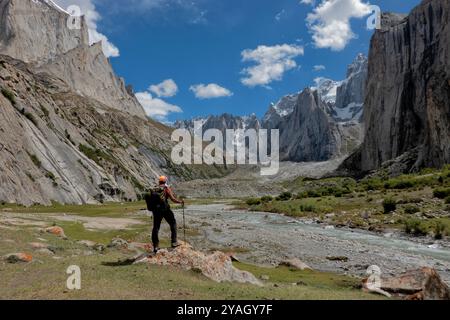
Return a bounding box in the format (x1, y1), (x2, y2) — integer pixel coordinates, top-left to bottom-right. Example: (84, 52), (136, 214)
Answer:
(363, 267), (450, 300)
(135, 242), (262, 285)
(279, 88), (340, 161)
(343, 0), (450, 173)
(262, 94), (298, 130)
(335, 53), (367, 118)
(0, 0), (146, 118)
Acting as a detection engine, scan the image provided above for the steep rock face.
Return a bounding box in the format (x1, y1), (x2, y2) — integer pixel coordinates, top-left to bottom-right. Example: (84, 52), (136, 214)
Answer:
(0, 0), (146, 118)
(0, 56), (220, 205)
(279, 89), (340, 161)
(345, 0), (450, 173)
(334, 54), (368, 121)
(275, 55), (367, 162)
(37, 42), (145, 118)
(262, 94), (298, 130)
(0, 0), (87, 64)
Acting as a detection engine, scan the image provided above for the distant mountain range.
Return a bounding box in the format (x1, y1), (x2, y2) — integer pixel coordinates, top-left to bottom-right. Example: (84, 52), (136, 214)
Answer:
(175, 53), (368, 162)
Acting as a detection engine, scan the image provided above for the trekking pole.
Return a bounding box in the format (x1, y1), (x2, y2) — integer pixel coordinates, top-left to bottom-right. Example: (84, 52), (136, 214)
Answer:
(182, 202), (186, 243)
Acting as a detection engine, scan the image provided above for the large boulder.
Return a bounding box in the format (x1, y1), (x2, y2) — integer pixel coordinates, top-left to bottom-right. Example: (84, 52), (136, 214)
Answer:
(363, 267), (450, 300)
(135, 242), (262, 286)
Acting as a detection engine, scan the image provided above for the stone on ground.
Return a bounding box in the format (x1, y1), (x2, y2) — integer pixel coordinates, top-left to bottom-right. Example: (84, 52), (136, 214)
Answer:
(135, 242), (262, 286)
(78, 240), (105, 252)
(29, 242), (49, 249)
(108, 238), (128, 249)
(279, 258), (312, 271)
(4, 253), (33, 263)
(362, 267), (450, 300)
(44, 226), (67, 239)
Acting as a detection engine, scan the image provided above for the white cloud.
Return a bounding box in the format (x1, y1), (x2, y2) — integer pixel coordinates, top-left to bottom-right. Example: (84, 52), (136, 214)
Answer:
(275, 9), (286, 22)
(149, 79), (179, 98)
(135, 91), (182, 121)
(189, 83), (233, 99)
(305, 0), (372, 51)
(300, 0), (316, 5)
(54, 0), (120, 57)
(313, 65), (326, 71)
(240, 44), (304, 88)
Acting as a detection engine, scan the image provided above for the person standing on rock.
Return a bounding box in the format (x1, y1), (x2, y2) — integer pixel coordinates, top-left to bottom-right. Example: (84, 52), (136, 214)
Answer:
(145, 176), (184, 253)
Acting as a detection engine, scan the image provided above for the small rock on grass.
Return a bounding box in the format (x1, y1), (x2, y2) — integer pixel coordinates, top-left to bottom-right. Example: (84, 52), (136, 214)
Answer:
(36, 248), (55, 256)
(4, 253), (33, 263)
(43, 226), (67, 239)
(279, 258), (312, 271)
(108, 238), (128, 249)
(29, 242), (49, 249)
(78, 240), (105, 252)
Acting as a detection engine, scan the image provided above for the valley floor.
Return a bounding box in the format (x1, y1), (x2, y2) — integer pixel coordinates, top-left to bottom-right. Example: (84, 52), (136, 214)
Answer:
(0, 202), (378, 300)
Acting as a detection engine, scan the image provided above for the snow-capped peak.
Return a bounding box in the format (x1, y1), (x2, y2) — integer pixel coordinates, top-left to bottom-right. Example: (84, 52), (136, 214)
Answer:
(312, 77), (341, 104)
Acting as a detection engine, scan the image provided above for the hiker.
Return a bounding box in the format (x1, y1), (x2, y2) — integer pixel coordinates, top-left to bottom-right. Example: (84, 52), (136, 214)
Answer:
(145, 176), (184, 253)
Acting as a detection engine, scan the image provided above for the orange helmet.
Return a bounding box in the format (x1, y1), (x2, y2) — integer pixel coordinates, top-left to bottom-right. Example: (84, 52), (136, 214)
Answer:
(159, 176), (168, 184)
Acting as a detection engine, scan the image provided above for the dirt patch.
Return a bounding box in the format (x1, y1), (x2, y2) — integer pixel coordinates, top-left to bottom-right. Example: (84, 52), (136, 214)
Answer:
(49, 215), (145, 230)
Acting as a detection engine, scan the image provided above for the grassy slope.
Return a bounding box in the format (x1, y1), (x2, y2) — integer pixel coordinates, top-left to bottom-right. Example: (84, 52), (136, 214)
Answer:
(237, 166), (450, 237)
(0, 204), (378, 300)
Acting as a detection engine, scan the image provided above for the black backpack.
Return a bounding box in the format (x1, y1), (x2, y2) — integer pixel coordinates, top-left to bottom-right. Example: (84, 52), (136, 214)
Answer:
(144, 187), (168, 212)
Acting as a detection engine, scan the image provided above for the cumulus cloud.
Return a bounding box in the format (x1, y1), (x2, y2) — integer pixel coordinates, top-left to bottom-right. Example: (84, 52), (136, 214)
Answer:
(313, 65), (326, 71)
(189, 83), (233, 99)
(135, 91), (182, 121)
(149, 79), (179, 98)
(240, 44), (304, 88)
(300, 0), (315, 5)
(54, 0), (120, 57)
(305, 0), (372, 51)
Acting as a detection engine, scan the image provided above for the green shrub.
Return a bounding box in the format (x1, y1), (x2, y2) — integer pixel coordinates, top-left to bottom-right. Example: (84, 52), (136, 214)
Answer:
(433, 188), (450, 199)
(445, 196), (450, 204)
(260, 196), (273, 203)
(300, 204), (316, 212)
(382, 198), (397, 214)
(295, 192), (308, 199)
(1, 87), (16, 105)
(385, 179), (415, 190)
(28, 153), (41, 168)
(306, 190), (321, 198)
(79, 144), (111, 165)
(45, 171), (58, 186)
(40, 105), (49, 117)
(246, 198), (262, 206)
(24, 112), (38, 126)
(433, 221), (446, 240)
(276, 192), (292, 201)
(404, 205), (420, 215)
(404, 219), (428, 236)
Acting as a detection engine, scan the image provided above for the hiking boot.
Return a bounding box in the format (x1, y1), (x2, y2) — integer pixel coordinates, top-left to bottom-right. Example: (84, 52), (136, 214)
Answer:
(171, 242), (181, 248)
(153, 247), (161, 254)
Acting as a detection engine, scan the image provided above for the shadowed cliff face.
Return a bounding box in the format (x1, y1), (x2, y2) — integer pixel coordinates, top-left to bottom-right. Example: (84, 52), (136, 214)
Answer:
(345, 0), (450, 173)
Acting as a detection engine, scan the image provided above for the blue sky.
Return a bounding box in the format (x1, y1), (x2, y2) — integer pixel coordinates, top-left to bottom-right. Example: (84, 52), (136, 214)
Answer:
(56, 0), (421, 122)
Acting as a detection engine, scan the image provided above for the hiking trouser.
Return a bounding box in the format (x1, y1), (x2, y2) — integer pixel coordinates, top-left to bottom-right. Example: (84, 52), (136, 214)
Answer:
(152, 209), (177, 247)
